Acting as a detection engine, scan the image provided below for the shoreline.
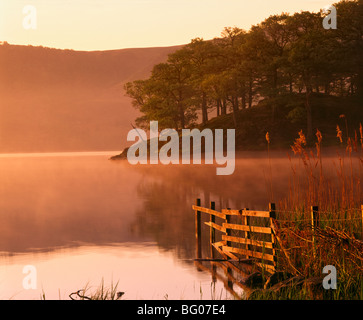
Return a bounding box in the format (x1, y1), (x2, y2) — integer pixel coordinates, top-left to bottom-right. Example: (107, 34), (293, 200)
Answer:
(109, 144), (354, 161)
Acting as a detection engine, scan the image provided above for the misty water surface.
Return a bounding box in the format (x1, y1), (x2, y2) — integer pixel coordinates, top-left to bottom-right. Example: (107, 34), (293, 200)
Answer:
(0, 151), (358, 299)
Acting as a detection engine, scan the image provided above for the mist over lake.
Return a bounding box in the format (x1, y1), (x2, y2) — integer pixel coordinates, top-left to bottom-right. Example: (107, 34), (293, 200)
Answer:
(0, 149), (358, 299)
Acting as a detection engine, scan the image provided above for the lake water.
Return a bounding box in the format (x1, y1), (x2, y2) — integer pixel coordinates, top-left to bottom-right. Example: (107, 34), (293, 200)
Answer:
(0, 150), (356, 299)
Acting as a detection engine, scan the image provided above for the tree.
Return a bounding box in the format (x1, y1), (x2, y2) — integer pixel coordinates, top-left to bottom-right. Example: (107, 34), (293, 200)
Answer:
(124, 0), (362, 135)
(286, 11), (336, 139)
(124, 51), (196, 131)
(181, 38), (220, 124)
(124, 78), (179, 130)
(214, 27), (248, 127)
(332, 0), (363, 98)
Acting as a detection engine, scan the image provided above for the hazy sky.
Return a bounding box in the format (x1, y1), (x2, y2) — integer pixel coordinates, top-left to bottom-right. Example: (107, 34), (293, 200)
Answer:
(0, 0), (337, 51)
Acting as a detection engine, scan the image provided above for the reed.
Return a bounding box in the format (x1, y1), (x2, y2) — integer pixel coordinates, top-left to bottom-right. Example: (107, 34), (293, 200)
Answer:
(265, 122), (363, 299)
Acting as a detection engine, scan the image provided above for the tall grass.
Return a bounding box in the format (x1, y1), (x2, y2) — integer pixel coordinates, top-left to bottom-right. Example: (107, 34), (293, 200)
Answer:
(266, 121), (363, 299)
(278, 122), (362, 232)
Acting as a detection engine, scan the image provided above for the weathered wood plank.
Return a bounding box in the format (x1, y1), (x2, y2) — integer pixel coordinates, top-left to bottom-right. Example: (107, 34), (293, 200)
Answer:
(195, 199), (201, 259)
(204, 221), (226, 233)
(210, 202), (216, 258)
(212, 241), (229, 260)
(225, 211), (232, 248)
(222, 246), (275, 262)
(223, 250), (238, 260)
(212, 241), (238, 260)
(243, 210), (249, 258)
(192, 205), (226, 219)
(223, 223), (272, 234)
(222, 235), (273, 249)
(212, 240), (226, 248)
(269, 203), (277, 270)
(222, 209), (271, 218)
(214, 248), (228, 259)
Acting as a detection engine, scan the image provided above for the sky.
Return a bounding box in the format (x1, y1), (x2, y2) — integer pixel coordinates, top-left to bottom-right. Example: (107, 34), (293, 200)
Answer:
(0, 0), (337, 51)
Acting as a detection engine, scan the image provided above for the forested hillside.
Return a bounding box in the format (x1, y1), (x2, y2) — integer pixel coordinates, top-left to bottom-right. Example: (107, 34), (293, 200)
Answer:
(125, 0), (362, 147)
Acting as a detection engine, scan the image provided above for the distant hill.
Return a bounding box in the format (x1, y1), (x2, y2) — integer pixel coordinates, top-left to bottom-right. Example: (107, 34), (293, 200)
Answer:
(0, 43), (182, 153)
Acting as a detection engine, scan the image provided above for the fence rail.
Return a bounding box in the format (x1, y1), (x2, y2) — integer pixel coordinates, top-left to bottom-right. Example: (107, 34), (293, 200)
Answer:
(192, 199), (363, 298)
(192, 199), (363, 276)
(192, 199), (277, 274)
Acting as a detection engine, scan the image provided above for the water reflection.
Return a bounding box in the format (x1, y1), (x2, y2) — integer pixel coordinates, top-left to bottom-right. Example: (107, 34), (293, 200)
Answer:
(1, 243), (233, 300)
(0, 153), (147, 253)
(127, 149), (362, 260)
(127, 154), (291, 260)
(0, 151), (359, 299)
(0, 151), (287, 255)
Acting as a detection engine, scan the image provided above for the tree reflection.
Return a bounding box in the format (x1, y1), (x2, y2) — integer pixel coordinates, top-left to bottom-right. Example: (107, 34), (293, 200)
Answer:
(129, 156), (291, 260)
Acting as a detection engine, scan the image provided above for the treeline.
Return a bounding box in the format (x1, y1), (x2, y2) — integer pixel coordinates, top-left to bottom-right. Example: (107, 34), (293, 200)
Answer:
(125, 0), (362, 139)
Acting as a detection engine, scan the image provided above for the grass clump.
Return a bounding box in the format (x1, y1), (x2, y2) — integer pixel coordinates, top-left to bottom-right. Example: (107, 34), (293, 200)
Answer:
(69, 279), (125, 300)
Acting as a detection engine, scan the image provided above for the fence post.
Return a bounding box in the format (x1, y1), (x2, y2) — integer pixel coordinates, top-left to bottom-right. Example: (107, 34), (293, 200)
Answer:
(210, 201), (216, 259)
(210, 202), (216, 245)
(243, 208), (250, 259)
(195, 198), (201, 259)
(225, 208), (231, 260)
(311, 206), (319, 258)
(269, 203), (276, 272)
(311, 205), (319, 228)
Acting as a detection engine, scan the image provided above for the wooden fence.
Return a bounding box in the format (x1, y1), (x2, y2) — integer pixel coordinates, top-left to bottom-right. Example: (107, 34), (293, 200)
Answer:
(192, 198), (277, 274)
(193, 200), (363, 275)
(192, 200), (363, 298)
